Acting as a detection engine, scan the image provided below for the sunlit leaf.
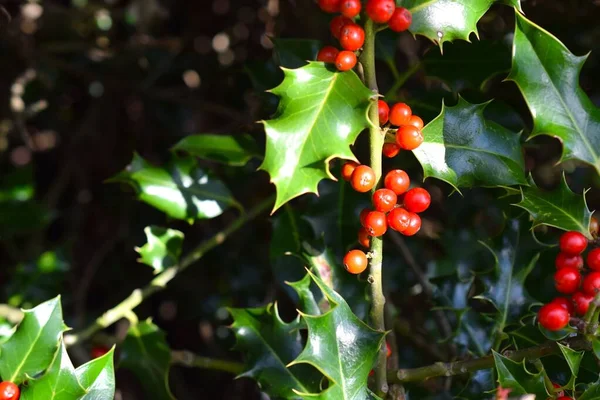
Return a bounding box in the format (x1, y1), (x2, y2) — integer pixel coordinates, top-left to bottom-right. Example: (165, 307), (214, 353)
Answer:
(135, 226), (184, 273)
(172, 134), (261, 166)
(75, 348), (116, 400)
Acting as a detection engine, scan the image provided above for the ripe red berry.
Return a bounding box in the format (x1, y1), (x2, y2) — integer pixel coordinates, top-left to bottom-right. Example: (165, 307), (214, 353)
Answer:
(335, 50), (357, 72)
(591, 216), (599, 237)
(538, 303), (570, 331)
(319, 0), (341, 13)
(91, 346), (109, 359)
(555, 252), (583, 270)
(366, 0), (395, 23)
(359, 208), (370, 226)
(559, 231), (588, 255)
(587, 248), (600, 271)
(388, 207), (410, 232)
(550, 297), (574, 315)
(403, 188), (431, 213)
(351, 165), (376, 192)
(344, 249), (368, 274)
(407, 115), (424, 130)
(341, 161), (359, 181)
(317, 46), (339, 63)
(386, 341), (392, 357)
(556, 397), (573, 400)
(363, 211), (387, 237)
(572, 291), (594, 315)
(378, 100), (390, 125)
(389, 103), (412, 126)
(358, 227), (371, 248)
(552, 383), (565, 397)
(388, 7), (412, 32)
(340, 0), (361, 18)
(583, 271), (600, 296)
(402, 212), (421, 236)
(330, 16), (353, 39)
(384, 169), (410, 195)
(373, 189), (397, 213)
(339, 24), (365, 51)
(554, 266), (581, 294)
(382, 143), (400, 158)
(0, 382), (19, 400)
(396, 125), (424, 150)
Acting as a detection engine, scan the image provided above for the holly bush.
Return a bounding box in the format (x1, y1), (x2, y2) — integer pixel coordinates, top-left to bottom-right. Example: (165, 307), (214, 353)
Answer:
(1, 0), (600, 399)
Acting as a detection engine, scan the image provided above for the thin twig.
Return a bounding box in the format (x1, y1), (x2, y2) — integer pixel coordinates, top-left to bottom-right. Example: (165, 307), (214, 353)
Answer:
(171, 350), (244, 375)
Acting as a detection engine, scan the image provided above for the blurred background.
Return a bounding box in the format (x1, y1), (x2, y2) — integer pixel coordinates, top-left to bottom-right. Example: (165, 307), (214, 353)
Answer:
(0, 0), (599, 399)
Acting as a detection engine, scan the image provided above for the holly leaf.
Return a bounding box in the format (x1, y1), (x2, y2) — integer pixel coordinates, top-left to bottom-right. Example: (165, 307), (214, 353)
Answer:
(20, 340), (86, 400)
(229, 305), (321, 399)
(508, 13), (600, 175)
(513, 175), (592, 238)
(289, 270), (385, 399)
(111, 153), (238, 220)
(558, 343), (584, 390)
(0, 296), (67, 384)
(75, 348), (116, 400)
(493, 351), (548, 397)
(135, 226), (184, 274)
(580, 381), (600, 400)
(172, 134), (261, 166)
(260, 62), (373, 212)
(287, 274), (321, 317)
(120, 320), (174, 400)
(412, 97), (527, 191)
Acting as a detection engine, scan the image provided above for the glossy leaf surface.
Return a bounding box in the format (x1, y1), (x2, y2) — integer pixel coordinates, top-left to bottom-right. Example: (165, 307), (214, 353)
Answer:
(136, 226), (184, 273)
(493, 352), (548, 397)
(509, 13), (600, 175)
(580, 381), (600, 400)
(172, 134), (261, 166)
(75, 349), (116, 400)
(260, 62), (373, 212)
(558, 343), (583, 390)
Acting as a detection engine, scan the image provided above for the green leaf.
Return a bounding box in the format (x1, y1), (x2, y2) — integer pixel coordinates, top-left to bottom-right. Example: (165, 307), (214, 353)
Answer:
(592, 338), (600, 360)
(273, 39), (322, 69)
(289, 270), (385, 399)
(558, 343), (584, 390)
(0, 296), (67, 384)
(229, 305), (320, 399)
(21, 341), (86, 400)
(513, 175), (592, 238)
(75, 348), (116, 400)
(508, 13), (600, 175)
(135, 226), (184, 274)
(120, 320), (174, 400)
(580, 380), (600, 400)
(287, 274), (321, 316)
(172, 134), (260, 166)
(412, 97), (527, 191)
(260, 62), (373, 212)
(111, 153), (237, 220)
(493, 351), (548, 397)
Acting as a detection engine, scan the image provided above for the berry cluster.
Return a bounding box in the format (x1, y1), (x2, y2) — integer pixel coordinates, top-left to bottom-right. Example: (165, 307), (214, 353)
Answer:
(316, 0), (412, 72)
(0, 382), (19, 400)
(538, 218), (600, 332)
(340, 102), (428, 275)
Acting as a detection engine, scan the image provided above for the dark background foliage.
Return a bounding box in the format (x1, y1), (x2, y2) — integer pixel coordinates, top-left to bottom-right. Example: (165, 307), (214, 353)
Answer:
(0, 0), (599, 398)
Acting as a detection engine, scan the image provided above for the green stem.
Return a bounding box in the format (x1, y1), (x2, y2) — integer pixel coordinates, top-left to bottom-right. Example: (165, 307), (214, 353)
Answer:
(360, 18), (388, 397)
(171, 350), (244, 375)
(64, 195), (275, 346)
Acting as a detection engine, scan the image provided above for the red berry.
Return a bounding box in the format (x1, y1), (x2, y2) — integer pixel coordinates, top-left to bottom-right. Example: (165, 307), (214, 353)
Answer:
(341, 161), (359, 181)
(365, 0), (395, 23)
(550, 297), (574, 315)
(382, 143), (400, 158)
(587, 248), (600, 271)
(91, 346), (109, 359)
(407, 115), (424, 130)
(0, 382), (19, 400)
(388, 7), (412, 32)
(384, 169), (410, 195)
(396, 125), (423, 150)
(372, 189), (397, 213)
(385, 342), (392, 357)
(340, 0), (361, 18)
(591, 216), (599, 237)
(402, 212), (421, 236)
(555, 252), (583, 270)
(559, 231), (588, 255)
(378, 100), (390, 125)
(389, 103), (412, 126)
(403, 188), (431, 213)
(319, 0), (341, 13)
(538, 303), (570, 331)
(572, 291), (594, 315)
(552, 382), (565, 397)
(339, 24), (365, 51)
(359, 208), (370, 226)
(556, 397), (573, 400)
(330, 16), (353, 39)
(363, 211), (387, 237)
(343, 249), (368, 274)
(387, 207), (410, 232)
(317, 46), (339, 63)
(554, 266), (581, 294)
(335, 50), (357, 72)
(358, 227), (371, 248)
(350, 165), (376, 192)
(583, 271), (600, 296)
